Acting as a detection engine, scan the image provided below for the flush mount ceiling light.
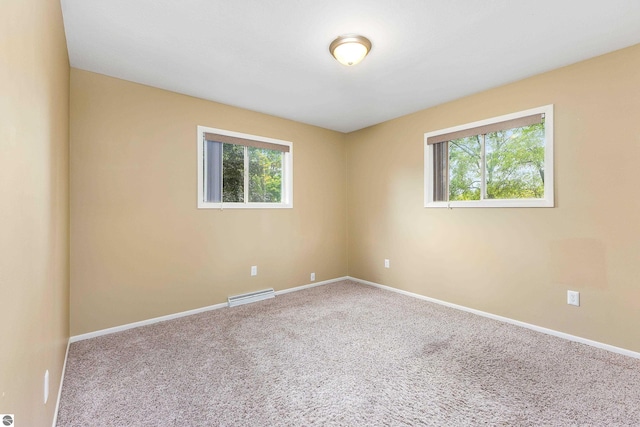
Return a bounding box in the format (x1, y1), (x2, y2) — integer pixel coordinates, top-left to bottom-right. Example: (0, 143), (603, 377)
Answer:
(329, 35), (372, 66)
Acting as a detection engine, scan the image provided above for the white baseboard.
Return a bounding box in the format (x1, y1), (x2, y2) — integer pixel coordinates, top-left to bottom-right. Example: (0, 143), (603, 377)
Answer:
(275, 276), (349, 296)
(52, 339), (70, 427)
(70, 301), (228, 343)
(348, 276), (640, 360)
(70, 276), (349, 343)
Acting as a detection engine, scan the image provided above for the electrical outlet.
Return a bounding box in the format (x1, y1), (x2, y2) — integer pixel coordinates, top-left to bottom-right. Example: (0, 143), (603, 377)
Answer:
(251, 266), (257, 276)
(310, 272), (315, 281)
(44, 370), (49, 404)
(384, 259), (390, 268)
(567, 290), (580, 307)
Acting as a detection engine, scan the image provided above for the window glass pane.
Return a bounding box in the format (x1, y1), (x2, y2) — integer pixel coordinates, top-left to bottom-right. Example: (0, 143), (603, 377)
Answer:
(485, 123), (544, 199)
(449, 136), (482, 201)
(205, 140), (222, 203)
(222, 143), (244, 202)
(248, 147), (283, 203)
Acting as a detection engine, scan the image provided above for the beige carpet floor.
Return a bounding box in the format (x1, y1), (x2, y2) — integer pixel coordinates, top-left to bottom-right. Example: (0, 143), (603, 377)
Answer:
(57, 280), (640, 426)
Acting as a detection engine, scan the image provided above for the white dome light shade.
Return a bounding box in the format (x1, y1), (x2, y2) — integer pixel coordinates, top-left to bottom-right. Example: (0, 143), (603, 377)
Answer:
(329, 35), (372, 66)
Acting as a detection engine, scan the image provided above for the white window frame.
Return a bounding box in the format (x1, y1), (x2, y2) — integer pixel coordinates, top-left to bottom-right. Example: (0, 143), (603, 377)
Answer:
(197, 126), (293, 209)
(424, 105), (554, 208)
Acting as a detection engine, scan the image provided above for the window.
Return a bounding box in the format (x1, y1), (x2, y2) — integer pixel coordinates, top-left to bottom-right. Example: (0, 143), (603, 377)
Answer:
(197, 126), (293, 209)
(425, 105), (554, 208)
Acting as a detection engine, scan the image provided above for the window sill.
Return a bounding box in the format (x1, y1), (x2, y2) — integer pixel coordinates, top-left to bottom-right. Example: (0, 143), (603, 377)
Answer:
(425, 198), (553, 208)
(198, 202), (293, 209)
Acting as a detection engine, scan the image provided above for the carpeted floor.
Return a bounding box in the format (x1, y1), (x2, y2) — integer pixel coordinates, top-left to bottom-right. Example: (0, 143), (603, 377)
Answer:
(57, 280), (640, 426)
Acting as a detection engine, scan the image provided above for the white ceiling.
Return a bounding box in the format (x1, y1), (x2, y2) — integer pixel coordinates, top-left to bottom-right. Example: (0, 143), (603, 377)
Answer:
(61, 0), (640, 133)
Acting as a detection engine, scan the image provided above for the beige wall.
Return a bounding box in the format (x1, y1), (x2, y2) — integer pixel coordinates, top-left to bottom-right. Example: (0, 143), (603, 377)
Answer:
(0, 0), (70, 425)
(69, 44), (640, 353)
(70, 69), (348, 335)
(346, 44), (640, 352)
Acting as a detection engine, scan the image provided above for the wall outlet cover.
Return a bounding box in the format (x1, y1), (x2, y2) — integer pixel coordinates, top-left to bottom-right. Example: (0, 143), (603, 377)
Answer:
(44, 369), (49, 404)
(567, 290), (580, 307)
(251, 266), (257, 276)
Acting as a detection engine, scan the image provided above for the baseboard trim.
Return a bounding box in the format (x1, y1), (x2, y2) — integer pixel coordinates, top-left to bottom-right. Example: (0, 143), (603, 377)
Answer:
(52, 339), (70, 427)
(275, 276), (349, 296)
(70, 276), (349, 343)
(70, 301), (229, 343)
(348, 276), (640, 360)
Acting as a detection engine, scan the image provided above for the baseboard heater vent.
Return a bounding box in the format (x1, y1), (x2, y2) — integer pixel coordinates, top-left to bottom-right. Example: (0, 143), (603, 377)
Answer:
(228, 288), (275, 308)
